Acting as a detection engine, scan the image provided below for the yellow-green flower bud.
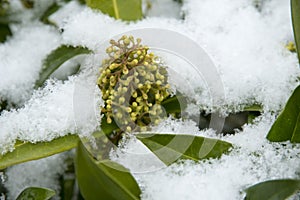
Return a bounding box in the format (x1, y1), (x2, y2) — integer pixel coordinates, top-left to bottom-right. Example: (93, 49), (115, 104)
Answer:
(98, 35), (171, 133)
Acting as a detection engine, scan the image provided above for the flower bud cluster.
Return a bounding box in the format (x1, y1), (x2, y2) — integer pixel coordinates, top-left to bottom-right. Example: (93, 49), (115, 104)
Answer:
(97, 35), (170, 132)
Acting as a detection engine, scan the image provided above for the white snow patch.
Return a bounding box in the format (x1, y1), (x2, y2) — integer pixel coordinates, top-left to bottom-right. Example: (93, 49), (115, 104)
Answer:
(143, 0), (182, 19)
(0, 62), (102, 154)
(183, 0), (300, 111)
(0, 24), (61, 105)
(4, 153), (68, 200)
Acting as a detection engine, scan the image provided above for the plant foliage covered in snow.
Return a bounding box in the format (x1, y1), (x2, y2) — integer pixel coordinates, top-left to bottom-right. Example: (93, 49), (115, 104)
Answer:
(0, 0), (300, 199)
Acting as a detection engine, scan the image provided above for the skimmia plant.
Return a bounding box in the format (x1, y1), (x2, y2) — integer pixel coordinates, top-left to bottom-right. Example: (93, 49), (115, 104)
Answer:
(98, 36), (170, 134)
(0, 0), (300, 200)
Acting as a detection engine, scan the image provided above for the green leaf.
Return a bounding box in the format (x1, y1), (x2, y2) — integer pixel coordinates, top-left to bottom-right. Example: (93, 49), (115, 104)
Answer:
(0, 23), (11, 43)
(86, 0), (142, 21)
(136, 133), (232, 165)
(35, 45), (92, 88)
(0, 134), (79, 170)
(267, 85), (300, 142)
(75, 141), (141, 200)
(291, 0), (300, 62)
(101, 116), (120, 136)
(16, 187), (55, 200)
(244, 179), (300, 200)
(161, 93), (187, 115)
(40, 2), (60, 26)
(243, 104), (263, 112)
(20, 0), (34, 9)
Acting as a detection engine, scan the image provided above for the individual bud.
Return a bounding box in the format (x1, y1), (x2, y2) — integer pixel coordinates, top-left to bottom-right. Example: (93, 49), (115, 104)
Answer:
(106, 47), (113, 53)
(144, 106), (149, 112)
(142, 93), (148, 100)
(107, 116), (112, 124)
(116, 113), (122, 118)
(119, 97), (125, 104)
(124, 38), (130, 45)
(126, 107), (132, 113)
(126, 126), (132, 132)
(140, 127), (147, 132)
(155, 93), (160, 100)
(122, 67), (129, 74)
(131, 112), (137, 117)
(132, 91), (138, 98)
(136, 97), (142, 103)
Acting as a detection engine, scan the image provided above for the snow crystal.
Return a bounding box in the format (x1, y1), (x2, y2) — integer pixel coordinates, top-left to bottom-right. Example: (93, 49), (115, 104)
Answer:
(4, 153), (68, 200)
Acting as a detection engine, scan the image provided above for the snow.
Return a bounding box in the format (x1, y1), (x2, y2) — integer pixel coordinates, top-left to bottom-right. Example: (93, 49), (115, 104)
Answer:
(4, 153), (68, 200)
(0, 60), (102, 155)
(0, 0), (300, 199)
(111, 114), (300, 200)
(183, 0), (300, 112)
(0, 24), (61, 105)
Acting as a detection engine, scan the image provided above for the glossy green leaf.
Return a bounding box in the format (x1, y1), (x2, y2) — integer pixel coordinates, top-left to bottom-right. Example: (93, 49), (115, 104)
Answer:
(245, 179), (300, 200)
(0, 134), (79, 170)
(267, 85), (300, 142)
(35, 45), (92, 88)
(291, 0), (300, 62)
(75, 142), (141, 200)
(86, 0), (142, 21)
(136, 133), (232, 165)
(16, 187), (55, 200)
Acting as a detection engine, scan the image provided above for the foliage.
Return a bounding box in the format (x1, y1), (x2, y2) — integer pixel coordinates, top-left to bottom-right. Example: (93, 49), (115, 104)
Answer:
(86, 0), (142, 21)
(267, 85), (300, 142)
(244, 179), (300, 200)
(136, 133), (232, 165)
(291, 0), (300, 62)
(35, 45), (92, 88)
(0, 0), (299, 199)
(16, 187), (56, 200)
(0, 134), (79, 170)
(75, 141), (141, 200)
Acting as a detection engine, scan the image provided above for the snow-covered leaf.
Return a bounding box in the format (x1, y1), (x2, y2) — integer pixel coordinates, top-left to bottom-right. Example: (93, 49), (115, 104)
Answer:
(244, 179), (300, 200)
(291, 0), (300, 62)
(86, 0), (142, 21)
(0, 134), (79, 170)
(35, 45), (92, 88)
(267, 85), (300, 142)
(75, 142), (141, 200)
(136, 133), (232, 165)
(16, 187), (55, 200)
